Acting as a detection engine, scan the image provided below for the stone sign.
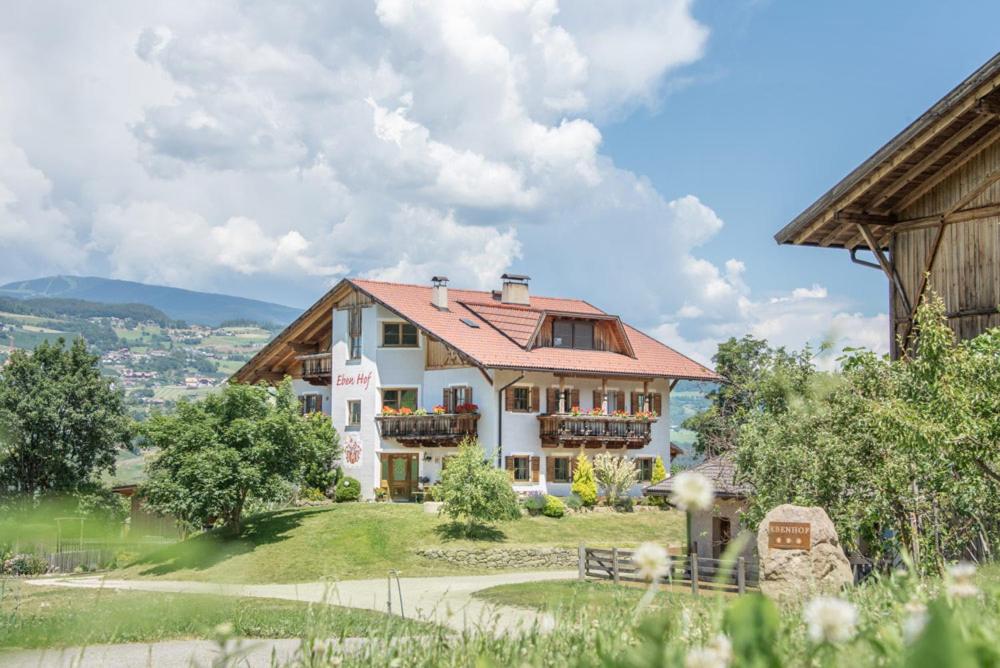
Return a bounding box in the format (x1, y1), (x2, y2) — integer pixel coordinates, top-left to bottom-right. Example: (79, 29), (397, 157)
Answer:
(757, 504), (853, 601)
(768, 521), (811, 550)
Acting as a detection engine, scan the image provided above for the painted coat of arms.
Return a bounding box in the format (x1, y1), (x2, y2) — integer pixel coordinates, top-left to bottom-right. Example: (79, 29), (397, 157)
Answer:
(343, 435), (363, 468)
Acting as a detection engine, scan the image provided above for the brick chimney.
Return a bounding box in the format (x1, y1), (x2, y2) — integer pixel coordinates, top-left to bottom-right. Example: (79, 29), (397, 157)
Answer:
(431, 276), (449, 310)
(500, 273), (530, 305)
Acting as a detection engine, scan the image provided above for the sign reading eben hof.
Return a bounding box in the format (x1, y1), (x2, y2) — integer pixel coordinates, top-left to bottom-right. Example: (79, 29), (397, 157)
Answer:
(768, 521), (811, 550)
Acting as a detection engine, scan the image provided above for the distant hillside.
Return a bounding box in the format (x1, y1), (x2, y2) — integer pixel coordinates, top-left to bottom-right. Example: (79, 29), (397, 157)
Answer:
(0, 296), (173, 326)
(0, 276), (301, 327)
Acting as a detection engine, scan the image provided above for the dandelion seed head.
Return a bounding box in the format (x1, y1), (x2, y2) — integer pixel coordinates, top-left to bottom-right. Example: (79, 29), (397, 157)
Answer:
(632, 542), (670, 581)
(670, 471), (715, 511)
(803, 597), (858, 644)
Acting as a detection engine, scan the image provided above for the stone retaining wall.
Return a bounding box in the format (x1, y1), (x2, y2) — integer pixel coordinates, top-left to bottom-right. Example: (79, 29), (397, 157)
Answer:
(415, 546), (577, 569)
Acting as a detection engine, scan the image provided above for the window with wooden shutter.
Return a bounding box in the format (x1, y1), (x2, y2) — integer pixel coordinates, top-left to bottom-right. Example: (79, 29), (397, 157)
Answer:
(530, 386), (540, 413)
(546, 388), (558, 414)
(616, 390), (625, 412)
(630, 392), (641, 414)
(443, 387), (453, 412)
(530, 456), (540, 482)
(510, 387), (531, 412)
(505, 387), (515, 411)
(549, 457), (571, 483)
(348, 306), (363, 360)
(510, 456), (531, 482)
(570, 388), (580, 411)
(592, 390), (602, 412)
(505, 456), (515, 480)
(652, 393), (662, 416)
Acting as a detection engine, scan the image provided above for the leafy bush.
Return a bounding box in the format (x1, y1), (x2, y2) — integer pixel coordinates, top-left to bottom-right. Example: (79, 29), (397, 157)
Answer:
(300, 487), (328, 502)
(541, 495), (565, 518)
(438, 438), (520, 531)
(613, 496), (634, 513)
(564, 493), (583, 510)
(522, 494), (546, 515)
(334, 476), (361, 502)
(651, 457), (667, 484)
(571, 453), (597, 506)
(593, 453), (638, 506)
(2, 553), (50, 576)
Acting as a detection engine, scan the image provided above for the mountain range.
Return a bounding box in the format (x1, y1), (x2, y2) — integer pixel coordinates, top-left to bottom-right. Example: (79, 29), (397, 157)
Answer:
(0, 276), (302, 327)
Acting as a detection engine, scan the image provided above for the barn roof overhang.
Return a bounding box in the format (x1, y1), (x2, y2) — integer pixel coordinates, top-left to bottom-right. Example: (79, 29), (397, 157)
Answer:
(775, 52), (1000, 250)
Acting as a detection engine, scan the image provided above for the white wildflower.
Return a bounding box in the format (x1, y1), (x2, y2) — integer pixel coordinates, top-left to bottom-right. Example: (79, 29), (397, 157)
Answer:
(632, 542), (670, 581)
(670, 471), (714, 511)
(946, 561), (979, 599)
(901, 600), (928, 644)
(803, 596), (858, 644)
(684, 634), (732, 668)
(214, 621), (235, 637)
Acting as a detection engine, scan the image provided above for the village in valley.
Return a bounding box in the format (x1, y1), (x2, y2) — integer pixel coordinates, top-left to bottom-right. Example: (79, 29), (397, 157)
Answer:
(2, 4), (1000, 668)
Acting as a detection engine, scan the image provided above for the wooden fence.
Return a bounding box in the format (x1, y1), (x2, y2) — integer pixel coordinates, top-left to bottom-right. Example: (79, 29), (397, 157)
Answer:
(579, 545), (759, 594)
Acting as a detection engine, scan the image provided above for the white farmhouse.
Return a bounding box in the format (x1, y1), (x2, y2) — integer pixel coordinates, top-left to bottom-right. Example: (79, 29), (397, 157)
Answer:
(233, 275), (717, 501)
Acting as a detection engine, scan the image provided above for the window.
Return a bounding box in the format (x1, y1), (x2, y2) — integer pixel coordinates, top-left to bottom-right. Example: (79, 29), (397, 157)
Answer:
(382, 322), (418, 347)
(300, 394), (323, 415)
(348, 307), (362, 360)
(605, 391), (621, 413)
(512, 456), (531, 482)
(552, 319), (595, 350)
(550, 457), (571, 483)
(512, 386), (531, 411)
(444, 385), (473, 412)
(382, 388), (418, 411)
(347, 400), (361, 428)
(636, 458), (654, 482)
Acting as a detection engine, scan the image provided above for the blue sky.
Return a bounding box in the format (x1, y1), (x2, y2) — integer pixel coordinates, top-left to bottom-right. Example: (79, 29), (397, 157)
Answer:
(1, 1), (997, 364)
(604, 0), (1000, 311)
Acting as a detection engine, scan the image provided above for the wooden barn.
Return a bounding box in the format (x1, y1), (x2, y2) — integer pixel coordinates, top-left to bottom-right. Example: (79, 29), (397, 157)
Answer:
(776, 53), (1000, 357)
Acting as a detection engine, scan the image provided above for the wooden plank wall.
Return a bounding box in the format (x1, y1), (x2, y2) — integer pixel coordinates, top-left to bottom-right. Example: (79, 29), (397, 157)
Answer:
(894, 141), (1000, 345)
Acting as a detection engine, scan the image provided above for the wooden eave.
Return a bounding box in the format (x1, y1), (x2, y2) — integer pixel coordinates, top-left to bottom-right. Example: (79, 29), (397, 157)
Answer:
(775, 52), (1000, 249)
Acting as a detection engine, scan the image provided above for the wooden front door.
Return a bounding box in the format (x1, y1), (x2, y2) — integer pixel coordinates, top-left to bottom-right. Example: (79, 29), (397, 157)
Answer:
(712, 516), (732, 559)
(381, 453), (418, 501)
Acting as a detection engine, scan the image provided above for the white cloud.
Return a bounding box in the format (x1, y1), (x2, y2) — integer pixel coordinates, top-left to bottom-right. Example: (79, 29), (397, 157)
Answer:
(0, 1), (889, 360)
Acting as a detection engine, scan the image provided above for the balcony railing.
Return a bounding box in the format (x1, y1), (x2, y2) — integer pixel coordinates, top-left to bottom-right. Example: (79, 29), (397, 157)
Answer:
(375, 413), (479, 447)
(538, 413), (657, 449)
(299, 353), (331, 386)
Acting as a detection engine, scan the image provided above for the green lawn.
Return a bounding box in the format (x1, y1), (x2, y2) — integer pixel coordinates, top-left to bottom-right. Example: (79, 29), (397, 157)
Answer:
(0, 581), (429, 650)
(152, 385), (215, 401)
(119, 504), (684, 583)
(474, 579), (715, 616)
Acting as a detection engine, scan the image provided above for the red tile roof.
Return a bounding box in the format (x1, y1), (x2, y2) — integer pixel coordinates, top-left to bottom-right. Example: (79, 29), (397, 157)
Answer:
(350, 279), (718, 381)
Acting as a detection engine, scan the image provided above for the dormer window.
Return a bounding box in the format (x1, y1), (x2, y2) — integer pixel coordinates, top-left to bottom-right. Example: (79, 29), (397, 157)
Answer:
(552, 319), (594, 350)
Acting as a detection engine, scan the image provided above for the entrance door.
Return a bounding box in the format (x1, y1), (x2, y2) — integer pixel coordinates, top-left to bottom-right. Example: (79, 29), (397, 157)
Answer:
(712, 516), (732, 559)
(381, 453), (418, 501)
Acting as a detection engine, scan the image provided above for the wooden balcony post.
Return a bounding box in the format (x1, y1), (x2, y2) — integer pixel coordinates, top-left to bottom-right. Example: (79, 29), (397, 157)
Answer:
(601, 378), (608, 413)
(559, 376), (566, 413)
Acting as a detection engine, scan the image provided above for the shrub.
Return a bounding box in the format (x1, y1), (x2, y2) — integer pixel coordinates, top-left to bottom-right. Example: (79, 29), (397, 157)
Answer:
(571, 453), (597, 506)
(438, 438), (520, 531)
(301, 487), (327, 502)
(522, 494), (546, 515)
(564, 493), (583, 510)
(613, 496), (635, 512)
(593, 453), (639, 506)
(541, 495), (565, 518)
(2, 553), (50, 576)
(651, 456), (668, 484)
(334, 476), (361, 502)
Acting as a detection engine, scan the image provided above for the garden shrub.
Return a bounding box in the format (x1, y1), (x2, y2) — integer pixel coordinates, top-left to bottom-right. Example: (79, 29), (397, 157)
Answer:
(541, 495), (565, 518)
(2, 553), (50, 576)
(301, 486), (328, 502)
(564, 493), (583, 510)
(571, 453), (597, 506)
(522, 494), (546, 515)
(613, 496), (635, 512)
(438, 438), (520, 531)
(334, 476), (361, 502)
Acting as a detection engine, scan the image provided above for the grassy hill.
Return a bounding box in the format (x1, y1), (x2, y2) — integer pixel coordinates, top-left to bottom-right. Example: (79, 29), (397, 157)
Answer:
(120, 504), (685, 584)
(0, 275), (301, 327)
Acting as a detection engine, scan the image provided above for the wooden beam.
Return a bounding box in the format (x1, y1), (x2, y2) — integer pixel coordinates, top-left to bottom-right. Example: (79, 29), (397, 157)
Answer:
(843, 223), (888, 250)
(891, 201), (1000, 233)
(894, 123), (1000, 212)
(820, 212), (895, 247)
(858, 223), (912, 314)
(869, 114), (995, 212)
(946, 165), (1000, 215)
(898, 219), (947, 349)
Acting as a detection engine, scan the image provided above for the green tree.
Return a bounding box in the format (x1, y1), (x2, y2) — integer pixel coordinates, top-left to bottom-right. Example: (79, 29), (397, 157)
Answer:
(0, 338), (132, 495)
(141, 379), (338, 534)
(651, 456), (667, 484)
(683, 335), (815, 456)
(736, 293), (1000, 572)
(438, 438), (520, 533)
(571, 452), (597, 506)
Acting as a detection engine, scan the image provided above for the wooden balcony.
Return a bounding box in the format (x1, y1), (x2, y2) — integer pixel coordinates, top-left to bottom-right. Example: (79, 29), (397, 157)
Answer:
(538, 414), (657, 449)
(375, 413), (479, 447)
(299, 353), (331, 386)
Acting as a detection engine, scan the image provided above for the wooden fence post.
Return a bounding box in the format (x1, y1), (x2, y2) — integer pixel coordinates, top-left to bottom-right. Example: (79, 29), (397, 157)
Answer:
(578, 543), (586, 581)
(612, 547), (620, 585)
(690, 553), (699, 595)
(737, 556), (746, 595)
